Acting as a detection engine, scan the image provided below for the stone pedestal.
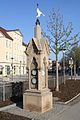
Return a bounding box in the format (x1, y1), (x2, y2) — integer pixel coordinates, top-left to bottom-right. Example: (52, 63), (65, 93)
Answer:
(23, 89), (53, 113)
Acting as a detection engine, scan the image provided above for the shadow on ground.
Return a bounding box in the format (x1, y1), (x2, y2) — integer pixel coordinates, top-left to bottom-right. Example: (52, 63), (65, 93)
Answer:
(11, 96), (23, 108)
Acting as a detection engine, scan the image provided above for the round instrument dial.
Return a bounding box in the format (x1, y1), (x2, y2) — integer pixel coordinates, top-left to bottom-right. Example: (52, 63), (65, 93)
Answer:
(31, 78), (37, 84)
(32, 69), (37, 76)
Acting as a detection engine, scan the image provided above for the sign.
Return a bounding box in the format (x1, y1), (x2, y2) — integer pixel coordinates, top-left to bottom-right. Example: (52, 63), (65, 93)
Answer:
(69, 58), (73, 65)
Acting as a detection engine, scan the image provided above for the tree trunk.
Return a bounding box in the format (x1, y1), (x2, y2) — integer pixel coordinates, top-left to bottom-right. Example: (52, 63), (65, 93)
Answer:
(56, 54), (59, 91)
(63, 51), (65, 84)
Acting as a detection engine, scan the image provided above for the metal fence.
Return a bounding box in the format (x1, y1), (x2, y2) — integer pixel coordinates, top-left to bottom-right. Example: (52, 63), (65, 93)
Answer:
(0, 75), (69, 101)
(0, 81), (29, 101)
(0, 83), (12, 101)
(48, 75), (68, 89)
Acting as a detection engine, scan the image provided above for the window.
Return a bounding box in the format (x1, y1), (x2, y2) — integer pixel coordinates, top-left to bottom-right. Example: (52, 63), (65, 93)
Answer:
(6, 40), (8, 48)
(6, 52), (8, 60)
(14, 66), (16, 74)
(5, 65), (10, 75)
(9, 41), (12, 48)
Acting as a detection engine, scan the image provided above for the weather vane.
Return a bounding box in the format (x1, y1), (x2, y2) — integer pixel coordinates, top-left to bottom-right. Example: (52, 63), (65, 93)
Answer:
(36, 3), (45, 18)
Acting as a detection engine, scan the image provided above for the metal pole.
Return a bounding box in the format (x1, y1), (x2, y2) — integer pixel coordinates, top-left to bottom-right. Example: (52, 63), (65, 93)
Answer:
(71, 58), (73, 80)
(71, 66), (72, 80)
(72, 51), (76, 80)
(2, 67), (4, 81)
(63, 51), (65, 84)
(74, 64), (76, 80)
(11, 57), (13, 81)
(20, 61), (21, 77)
(3, 83), (5, 101)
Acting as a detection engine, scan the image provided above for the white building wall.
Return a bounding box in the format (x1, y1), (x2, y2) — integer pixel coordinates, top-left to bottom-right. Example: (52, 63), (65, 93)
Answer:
(7, 30), (27, 76)
(0, 29), (27, 77)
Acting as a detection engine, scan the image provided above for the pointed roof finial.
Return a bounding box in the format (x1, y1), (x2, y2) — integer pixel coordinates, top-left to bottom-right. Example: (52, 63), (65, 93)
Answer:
(36, 19), (40, 25)
(37, 3), (39, 8)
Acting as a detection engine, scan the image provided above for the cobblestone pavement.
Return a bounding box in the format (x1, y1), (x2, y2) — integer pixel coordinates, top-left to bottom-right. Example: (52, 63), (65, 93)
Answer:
(4, 95), (80, 120)
(4, 99), (69, 120)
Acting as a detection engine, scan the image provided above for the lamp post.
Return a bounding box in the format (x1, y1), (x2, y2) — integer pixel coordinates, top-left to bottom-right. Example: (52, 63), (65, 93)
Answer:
(1, 66), (5, 101)
(60, 48), (66, 84)
(72, 51), (76, 80)
(3, 82), (5, 101)
(69, 58), (73, 80)
(11, 57), (14, 81)
(2, 67), (4, 81)
(63, 50), (66, 84)
(20, 61), (21, 77)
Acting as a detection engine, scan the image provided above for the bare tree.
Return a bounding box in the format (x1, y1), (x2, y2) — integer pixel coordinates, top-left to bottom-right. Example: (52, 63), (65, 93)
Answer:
(43, 9), (79, 91)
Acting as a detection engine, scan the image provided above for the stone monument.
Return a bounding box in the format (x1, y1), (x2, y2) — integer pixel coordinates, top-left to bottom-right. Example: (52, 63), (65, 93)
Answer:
(23, 19), (53, 113)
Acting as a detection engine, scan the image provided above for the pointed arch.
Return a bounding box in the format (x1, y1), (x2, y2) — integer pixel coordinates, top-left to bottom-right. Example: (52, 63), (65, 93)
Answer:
(30, 57), (38, 89)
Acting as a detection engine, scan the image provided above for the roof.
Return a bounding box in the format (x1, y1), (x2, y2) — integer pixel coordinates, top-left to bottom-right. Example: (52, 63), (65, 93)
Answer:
(0, 27), (13, 40)
(26, 37), (49, 55)
(7, 29), (23, 37)
(32, 37), (42, 51)
(22, 42), (27, 47)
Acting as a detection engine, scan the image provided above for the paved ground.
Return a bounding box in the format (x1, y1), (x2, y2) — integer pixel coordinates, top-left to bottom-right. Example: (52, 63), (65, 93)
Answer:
(3, 95), (80, 120)
(4, 99), (69, 120)
(54, 100), (80, 120)
(1, 75), (80, 120)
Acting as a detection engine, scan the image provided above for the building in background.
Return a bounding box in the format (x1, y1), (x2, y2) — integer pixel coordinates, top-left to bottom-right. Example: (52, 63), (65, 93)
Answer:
(48, 59), (61, 75)
(0, 27), (27, 77)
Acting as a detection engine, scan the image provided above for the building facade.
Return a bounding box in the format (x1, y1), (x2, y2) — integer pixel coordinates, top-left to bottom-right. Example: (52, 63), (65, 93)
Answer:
(0, 27), (27, 77)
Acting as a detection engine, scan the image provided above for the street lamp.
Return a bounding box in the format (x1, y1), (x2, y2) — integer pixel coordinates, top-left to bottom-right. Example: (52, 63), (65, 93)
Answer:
(72, 51), (76, 80)
(60, 48), (66, 84)
(2, 67), (4, 81)
(69, 57), (73, 80)
(20, 61), (21, 77)
(63, 50), (66, 84)
(11, 57), (14, 81)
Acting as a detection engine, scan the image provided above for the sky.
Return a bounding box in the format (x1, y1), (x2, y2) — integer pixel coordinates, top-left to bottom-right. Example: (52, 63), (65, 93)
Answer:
(0, 0), (80, 60)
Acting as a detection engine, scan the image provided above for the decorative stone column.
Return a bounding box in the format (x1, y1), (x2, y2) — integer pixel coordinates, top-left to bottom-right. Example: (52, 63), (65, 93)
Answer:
(23, 19), (53, 113)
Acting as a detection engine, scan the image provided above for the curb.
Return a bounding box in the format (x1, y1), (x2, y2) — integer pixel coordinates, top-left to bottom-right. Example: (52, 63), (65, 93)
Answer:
(0, 103), (16, 111)
(64, 92), (80, 105)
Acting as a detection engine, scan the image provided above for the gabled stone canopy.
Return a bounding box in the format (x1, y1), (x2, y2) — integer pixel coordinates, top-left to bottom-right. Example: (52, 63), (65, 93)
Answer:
(26, 37), (49, 55)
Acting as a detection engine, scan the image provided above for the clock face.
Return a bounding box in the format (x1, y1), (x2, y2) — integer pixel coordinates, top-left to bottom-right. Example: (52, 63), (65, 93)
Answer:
(31, 78), (37, 84)
(32, 69), (37, 76)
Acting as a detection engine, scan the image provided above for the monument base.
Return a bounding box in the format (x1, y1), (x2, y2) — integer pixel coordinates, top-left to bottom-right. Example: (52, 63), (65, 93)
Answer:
(23, 89), (53, 113)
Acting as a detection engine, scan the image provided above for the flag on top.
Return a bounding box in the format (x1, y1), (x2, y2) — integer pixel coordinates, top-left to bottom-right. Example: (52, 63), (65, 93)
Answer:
(36, 4), (45, 18)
